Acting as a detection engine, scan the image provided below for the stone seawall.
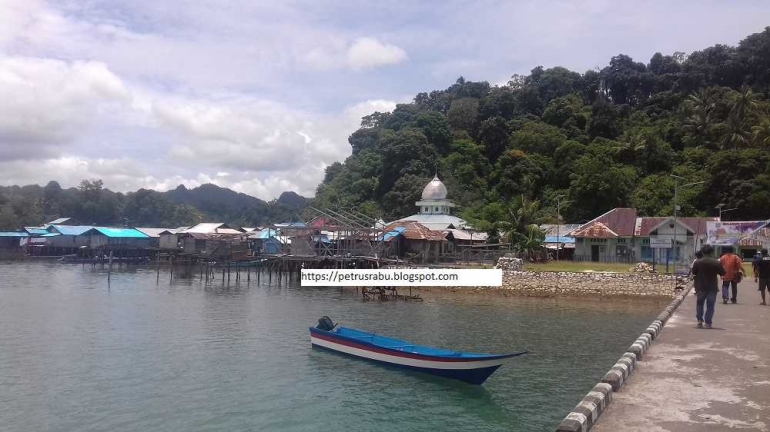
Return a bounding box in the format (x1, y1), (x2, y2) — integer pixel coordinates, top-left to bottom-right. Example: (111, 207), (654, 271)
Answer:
(445, 271), (679, 299)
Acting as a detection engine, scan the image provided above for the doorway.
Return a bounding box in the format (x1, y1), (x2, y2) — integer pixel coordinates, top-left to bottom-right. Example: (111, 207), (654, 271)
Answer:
(591, 245), (600, 262)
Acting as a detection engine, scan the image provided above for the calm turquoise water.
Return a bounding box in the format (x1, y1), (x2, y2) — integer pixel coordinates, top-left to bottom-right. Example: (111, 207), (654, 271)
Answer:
(0, 262), (663, 431)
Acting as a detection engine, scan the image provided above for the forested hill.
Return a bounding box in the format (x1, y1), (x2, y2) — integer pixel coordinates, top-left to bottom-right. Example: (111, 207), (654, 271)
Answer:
(313, 27), (770, 231)
(0, 181), (308, 229)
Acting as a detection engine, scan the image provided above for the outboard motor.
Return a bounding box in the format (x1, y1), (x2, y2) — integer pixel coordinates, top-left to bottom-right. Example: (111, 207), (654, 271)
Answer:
(316, 316), (336, 331)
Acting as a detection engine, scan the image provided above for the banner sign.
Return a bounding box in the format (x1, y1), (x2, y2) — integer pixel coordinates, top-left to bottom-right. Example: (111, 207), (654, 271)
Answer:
(706, 221), (768, 246)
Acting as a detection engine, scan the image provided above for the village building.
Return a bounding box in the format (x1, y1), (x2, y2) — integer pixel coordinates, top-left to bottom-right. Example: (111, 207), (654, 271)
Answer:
(183, 223), (243, 235)
(0, 231), (29, 258)
(157, 228), (186, 250)
(569, 208), (713, 263)
(540, 224), (580, 260)
(45, 225), (94, 249)
(134, 227), (170, 248)
(392, 175), (469, 231)
(85, 227), (152, 249)
(382, 221), (447, 262)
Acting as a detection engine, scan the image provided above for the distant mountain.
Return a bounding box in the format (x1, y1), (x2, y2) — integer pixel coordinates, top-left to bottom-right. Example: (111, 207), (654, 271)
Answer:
(0, 181), (309, 229)
(163, 183), (308, 225)
(277, 191), (309, 209)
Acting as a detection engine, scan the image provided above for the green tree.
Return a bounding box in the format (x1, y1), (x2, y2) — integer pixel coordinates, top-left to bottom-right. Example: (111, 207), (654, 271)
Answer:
(447, 98), (480, 133)
(568, 156), (638, 221)
(0, 203), (19, 230)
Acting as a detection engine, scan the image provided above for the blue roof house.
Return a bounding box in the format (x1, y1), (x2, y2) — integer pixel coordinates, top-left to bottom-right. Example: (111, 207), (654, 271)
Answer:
(86, 228), (151, 249)
(46, 225), (94, 248)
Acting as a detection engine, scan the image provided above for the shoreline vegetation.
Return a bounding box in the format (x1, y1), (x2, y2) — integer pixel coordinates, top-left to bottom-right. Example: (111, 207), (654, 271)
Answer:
(313, 27), (770, 241)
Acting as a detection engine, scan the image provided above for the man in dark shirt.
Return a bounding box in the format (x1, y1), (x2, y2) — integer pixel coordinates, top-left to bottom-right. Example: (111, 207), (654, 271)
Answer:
(691, 245), (726, 329)
(754, 248), (770, 305)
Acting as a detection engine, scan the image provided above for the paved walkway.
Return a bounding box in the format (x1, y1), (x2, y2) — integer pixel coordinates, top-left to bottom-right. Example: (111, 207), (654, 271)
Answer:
(593, 283), (770, 431)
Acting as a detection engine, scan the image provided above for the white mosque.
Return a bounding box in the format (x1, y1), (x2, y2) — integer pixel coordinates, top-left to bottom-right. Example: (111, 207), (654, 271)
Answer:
(391, 175), (470, 231)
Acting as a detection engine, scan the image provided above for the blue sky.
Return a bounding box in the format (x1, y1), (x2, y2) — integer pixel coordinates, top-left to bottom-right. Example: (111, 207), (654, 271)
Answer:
(1, 0), (769, 199)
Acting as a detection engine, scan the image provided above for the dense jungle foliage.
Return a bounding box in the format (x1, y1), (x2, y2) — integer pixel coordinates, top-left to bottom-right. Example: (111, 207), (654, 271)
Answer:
(313, 27), (770, 234)
(0, 181), (307, 229)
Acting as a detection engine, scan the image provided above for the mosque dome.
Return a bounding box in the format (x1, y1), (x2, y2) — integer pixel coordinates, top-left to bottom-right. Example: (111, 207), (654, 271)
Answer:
(421, 175), (448, 200)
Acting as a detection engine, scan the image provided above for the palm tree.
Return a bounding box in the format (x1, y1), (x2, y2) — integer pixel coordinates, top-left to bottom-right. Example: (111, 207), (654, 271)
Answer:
(752, 121), (770, 147)
(613, 132), (647, 164)
(729, 86), (759, 123)
(682, 88), (718, 148)
(719, 86), (758, 149)
(721, 118), (752, 149)
(516, 224), (546, 260)
(496, 195), (546, 253)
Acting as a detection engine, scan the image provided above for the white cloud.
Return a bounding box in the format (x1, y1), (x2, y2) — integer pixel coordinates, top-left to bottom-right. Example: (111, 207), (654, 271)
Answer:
(346, 37), (408, 71)
(149, 94), (398, 196)
(3, 0), (770, 204)
(0, 56), (131, 160)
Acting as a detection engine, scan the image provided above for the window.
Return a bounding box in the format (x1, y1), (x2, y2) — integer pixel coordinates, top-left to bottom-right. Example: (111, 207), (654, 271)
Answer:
(434, 206), (440, 212)
(617, 238), (627, 244)
(423, 207), (428, 212)
(576, 238), (584, 244)
(642, 238), (650, 245)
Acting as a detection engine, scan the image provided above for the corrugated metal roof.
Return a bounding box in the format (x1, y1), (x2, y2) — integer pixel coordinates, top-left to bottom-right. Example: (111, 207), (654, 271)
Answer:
(570, 221), (618, 238)
(216, 228), (243, 235)
(445, 229), (488, 241)
(184, 223), (226, 234)
(47, 217), (74, 225)
(544, 236), (575, 244)
(91, 227), (149, 238)
(49, 225), (94, 236)
(635, 217), (717, 236)
(135, 227), (169, 238)
(540, 224), (581, 237)
(24, 227), (49, 235)
(0, 232), (29, 237)
(571, 208), (636, 238)
(183, 223), (244, 235)
(378, 226), (406, 242)
(383, 221), (446, 241)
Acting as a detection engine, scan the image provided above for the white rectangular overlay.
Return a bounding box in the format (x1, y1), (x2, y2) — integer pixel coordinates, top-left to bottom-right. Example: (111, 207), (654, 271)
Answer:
(300, 269), (502, 287)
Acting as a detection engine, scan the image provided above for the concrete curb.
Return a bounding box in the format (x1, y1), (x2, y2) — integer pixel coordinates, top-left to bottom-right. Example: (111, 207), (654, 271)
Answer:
(555, 383), (613, 432)
(555, 285), (692, 431)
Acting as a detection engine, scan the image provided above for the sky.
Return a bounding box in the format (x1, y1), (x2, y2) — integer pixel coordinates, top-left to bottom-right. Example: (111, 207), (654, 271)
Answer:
(1, 0), (769, 200)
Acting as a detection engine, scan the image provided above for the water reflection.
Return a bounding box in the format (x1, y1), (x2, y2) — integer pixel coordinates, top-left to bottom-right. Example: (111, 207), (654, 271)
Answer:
(0, 263), (663, 432)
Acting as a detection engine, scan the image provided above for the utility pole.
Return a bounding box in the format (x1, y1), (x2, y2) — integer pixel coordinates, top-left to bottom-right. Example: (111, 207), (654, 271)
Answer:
(554, 195), (568, 261)
(715, 203), (738, 221)
(670, 175), (705, 273)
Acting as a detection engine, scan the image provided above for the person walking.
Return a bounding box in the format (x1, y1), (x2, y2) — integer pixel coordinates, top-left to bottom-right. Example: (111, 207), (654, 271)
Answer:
(718, 246), (744, 304)
(692, 245), (726, 329)
(754, 248), (770, 305)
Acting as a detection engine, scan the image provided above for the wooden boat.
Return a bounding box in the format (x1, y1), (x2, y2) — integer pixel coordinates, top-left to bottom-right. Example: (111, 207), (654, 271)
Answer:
(309, 317), (528, 385)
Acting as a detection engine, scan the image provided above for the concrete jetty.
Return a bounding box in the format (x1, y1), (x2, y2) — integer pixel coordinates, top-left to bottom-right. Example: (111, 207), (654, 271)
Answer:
(593, 283), (770, 431)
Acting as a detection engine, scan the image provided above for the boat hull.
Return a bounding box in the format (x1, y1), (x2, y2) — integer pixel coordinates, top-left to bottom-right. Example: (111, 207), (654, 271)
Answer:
(309, 328), (513, 385)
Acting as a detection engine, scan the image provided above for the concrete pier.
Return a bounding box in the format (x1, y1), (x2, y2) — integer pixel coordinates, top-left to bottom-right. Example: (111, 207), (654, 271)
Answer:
(593, 283), (770, 431)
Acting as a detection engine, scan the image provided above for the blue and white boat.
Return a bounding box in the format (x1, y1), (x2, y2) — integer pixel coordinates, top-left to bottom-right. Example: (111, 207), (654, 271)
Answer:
(309, 317), (528, 385)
